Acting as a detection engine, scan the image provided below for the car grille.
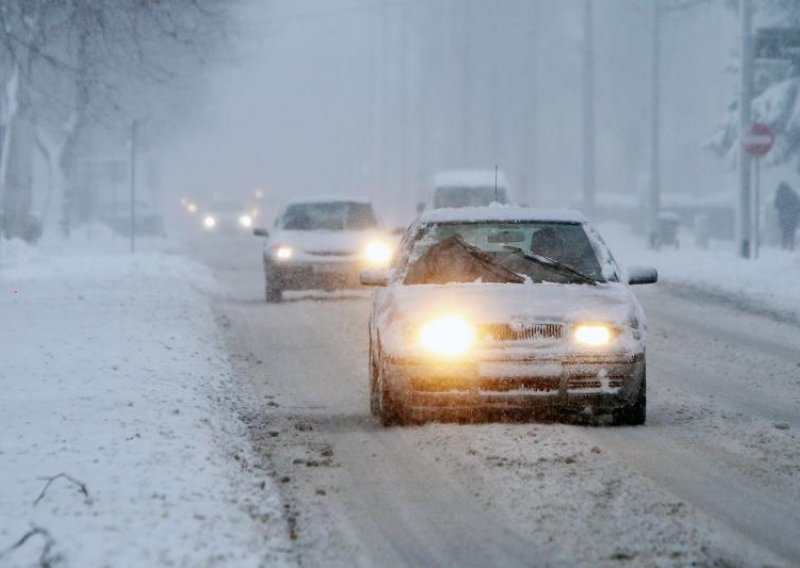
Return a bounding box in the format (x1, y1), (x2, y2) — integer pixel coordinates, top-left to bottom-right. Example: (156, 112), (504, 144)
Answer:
(566, 375), (625, 390)
(482, 323), (563, 342)
(410, 377), (560, 392)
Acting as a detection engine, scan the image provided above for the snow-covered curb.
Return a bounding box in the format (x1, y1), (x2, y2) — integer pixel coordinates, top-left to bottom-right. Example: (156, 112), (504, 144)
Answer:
(0, 237), (291, 566)
(599, 223), (800, 324)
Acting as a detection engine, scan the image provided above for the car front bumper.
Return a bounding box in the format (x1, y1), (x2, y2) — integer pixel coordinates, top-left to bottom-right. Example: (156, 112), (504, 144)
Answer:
(384, 353), (645, 420)
(267, 260), (365, 290)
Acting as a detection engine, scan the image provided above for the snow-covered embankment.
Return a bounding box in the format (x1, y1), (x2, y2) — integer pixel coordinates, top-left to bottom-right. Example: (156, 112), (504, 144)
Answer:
(0, 237), (290, 566)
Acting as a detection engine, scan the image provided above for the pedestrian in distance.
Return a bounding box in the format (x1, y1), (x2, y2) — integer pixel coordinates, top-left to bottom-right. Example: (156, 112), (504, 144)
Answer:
(774, 182), (800, 251)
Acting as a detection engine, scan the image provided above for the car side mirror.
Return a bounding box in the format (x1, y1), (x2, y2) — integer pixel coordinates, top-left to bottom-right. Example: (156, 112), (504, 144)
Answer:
(627, 266), (658, 285)
(253, 228), (269, 237)
(360, 268), (392, 287)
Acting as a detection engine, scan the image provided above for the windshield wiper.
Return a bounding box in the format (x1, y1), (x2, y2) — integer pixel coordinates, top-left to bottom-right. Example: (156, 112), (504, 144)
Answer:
(502, 245), (600, 285)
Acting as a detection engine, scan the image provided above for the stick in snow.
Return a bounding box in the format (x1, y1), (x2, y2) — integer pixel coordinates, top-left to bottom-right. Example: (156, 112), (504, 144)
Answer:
(33, 473), (91, 506)
(0, 526), (60, 568)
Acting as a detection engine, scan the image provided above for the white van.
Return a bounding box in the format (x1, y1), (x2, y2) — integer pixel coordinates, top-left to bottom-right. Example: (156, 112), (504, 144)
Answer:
(428, 170), (512, 209)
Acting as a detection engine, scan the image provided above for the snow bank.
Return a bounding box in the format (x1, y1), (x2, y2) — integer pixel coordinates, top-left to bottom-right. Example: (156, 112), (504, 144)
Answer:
(0, 236), (290, 566)
(600, 223), (800, 323)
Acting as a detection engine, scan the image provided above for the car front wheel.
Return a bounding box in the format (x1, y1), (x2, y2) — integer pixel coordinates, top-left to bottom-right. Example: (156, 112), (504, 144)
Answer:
(369, 333), (379, 416)
(613, 368), (646, 426)
(375, 350), (404, 426)
(264, 269), (283, 303)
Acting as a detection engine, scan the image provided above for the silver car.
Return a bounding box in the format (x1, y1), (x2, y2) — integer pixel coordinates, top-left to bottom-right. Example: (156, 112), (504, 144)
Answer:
(361, 207), (657, 426)
(254, 198), (394, 302)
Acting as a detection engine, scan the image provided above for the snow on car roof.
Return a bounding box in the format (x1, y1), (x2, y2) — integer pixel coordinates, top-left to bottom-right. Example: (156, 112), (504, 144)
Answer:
(286, 195), (372, 206)
(433, 169), (510, 188)
(418, 205), (587, 224)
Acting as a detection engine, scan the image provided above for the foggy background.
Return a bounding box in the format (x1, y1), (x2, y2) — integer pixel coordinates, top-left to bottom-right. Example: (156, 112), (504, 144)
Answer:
(160, 0), (739, 226)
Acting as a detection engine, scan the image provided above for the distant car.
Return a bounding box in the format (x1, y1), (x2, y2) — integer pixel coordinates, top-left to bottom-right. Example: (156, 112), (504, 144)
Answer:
(201, 200), (258, 234)
(425, 169), (512, 210)
(253, 198), (394, 302)
(361, 206), (657, 426)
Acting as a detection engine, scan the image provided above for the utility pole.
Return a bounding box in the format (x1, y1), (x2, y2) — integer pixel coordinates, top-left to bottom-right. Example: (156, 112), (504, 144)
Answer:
(460, 0), (472, 165)
(528, 0), (540, 206)
(582, 0), (595, 219)
(738, 0), (754, 258)
(130, 118), (137, 254)
(648, 0), (662, 249)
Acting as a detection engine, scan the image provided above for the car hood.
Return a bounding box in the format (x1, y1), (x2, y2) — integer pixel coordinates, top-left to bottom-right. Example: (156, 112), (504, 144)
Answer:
(268, 229), (382, 255)
(380, 281), (640, 326)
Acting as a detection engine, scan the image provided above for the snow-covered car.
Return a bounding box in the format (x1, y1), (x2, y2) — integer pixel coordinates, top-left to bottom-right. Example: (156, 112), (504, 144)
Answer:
(253, 198), (394, 302)
(361, 206), (658, 426)
(425, 169), (512, 210)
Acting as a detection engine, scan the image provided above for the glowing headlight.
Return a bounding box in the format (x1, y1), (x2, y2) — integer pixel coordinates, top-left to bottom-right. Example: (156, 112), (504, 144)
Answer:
(364, 241), (392, 265)
(274, 246), (293, 260)
(238, 214), (253, 228)
(574, 324), (612, 347)
(187, 203), (198, 214)
(419, 315), (476, 357)
(203, 215), (216, 229)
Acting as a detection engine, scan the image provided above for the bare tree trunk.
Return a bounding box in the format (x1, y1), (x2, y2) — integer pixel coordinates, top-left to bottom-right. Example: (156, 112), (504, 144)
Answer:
(59, 30), (90, 238)
(1, 68), (36, 241)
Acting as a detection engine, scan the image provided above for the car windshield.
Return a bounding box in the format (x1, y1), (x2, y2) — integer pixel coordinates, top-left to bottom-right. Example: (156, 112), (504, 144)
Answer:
(403, 221), (605, 285)
(433, 187), (509, 209)
(209, 201), (246, 214)
(280, 202), (378, 231)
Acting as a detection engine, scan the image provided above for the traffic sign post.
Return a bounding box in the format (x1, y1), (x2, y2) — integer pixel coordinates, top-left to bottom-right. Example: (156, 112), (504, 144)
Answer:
(742, 122), (775, 259)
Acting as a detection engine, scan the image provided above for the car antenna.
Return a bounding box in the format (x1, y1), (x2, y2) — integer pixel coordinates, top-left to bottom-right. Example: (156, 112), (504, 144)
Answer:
(494, 164), (499, 202)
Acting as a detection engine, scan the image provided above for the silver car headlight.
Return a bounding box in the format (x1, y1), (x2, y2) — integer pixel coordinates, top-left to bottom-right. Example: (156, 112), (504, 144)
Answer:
(273, 245), (293, 261)
(573, 324), (616, 347)
(418, 315), (476, 357)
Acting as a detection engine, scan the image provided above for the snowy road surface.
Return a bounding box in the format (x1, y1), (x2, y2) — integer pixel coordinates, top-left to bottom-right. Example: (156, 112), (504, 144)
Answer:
(201, 236), (799, 567)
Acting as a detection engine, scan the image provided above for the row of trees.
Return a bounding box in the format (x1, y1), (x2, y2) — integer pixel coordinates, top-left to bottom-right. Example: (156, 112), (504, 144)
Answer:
(0, 0), (233, 244)
(712, 0), (800, 168)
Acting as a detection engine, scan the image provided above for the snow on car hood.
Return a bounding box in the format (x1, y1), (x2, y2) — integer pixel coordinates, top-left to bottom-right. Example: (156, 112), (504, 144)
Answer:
(268, 229), (382, 255)
(382, 281), (640, 325)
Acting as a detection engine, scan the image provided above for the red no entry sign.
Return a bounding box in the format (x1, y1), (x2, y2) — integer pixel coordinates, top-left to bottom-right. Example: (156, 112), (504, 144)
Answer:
(742, 122), (775, 157)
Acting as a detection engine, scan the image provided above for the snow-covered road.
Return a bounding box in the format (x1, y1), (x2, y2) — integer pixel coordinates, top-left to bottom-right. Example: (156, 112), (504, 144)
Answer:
(202, 236), (800, 567)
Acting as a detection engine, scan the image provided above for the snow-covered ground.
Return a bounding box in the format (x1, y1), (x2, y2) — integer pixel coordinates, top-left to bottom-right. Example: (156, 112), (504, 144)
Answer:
(600, 223), (800, 323)
(0, 235), (291, 566)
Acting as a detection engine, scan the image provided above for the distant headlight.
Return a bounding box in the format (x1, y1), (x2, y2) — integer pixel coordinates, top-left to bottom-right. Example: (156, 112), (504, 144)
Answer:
(274, 246), (293, 260)
(238, 214), (253, 228)
(574, 324), (612, 347)
(203, 215), (216, 229)
(364, 240), (392, 266)
(187, 203), (198, 214)
(419, 315), (476, 357)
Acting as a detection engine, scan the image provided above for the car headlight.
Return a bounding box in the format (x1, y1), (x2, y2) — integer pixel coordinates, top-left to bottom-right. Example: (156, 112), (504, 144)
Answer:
(238, 214), (253, 228)
(364, 240), (392, 266)
(203, 215), (216, 229)
(419, 315), (476, 357)
(187, 203), (198, 214)
(274, 245), (293, 260)
(573, 324), (613, 347)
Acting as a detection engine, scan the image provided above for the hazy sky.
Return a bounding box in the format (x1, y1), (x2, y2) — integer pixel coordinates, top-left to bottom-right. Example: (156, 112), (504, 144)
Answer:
(162, 0), (739, 224)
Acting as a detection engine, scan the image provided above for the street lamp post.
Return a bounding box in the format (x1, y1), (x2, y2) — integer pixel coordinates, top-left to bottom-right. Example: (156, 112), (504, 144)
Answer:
(130, 118), (138, 254)
(582, 0), (596, 220)
(648, 1), (662, 249)
(738, 0), (754, 258)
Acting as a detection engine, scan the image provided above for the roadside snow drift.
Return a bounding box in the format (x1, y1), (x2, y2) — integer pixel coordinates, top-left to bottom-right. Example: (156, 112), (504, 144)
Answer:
(0, 238), (290, 566)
